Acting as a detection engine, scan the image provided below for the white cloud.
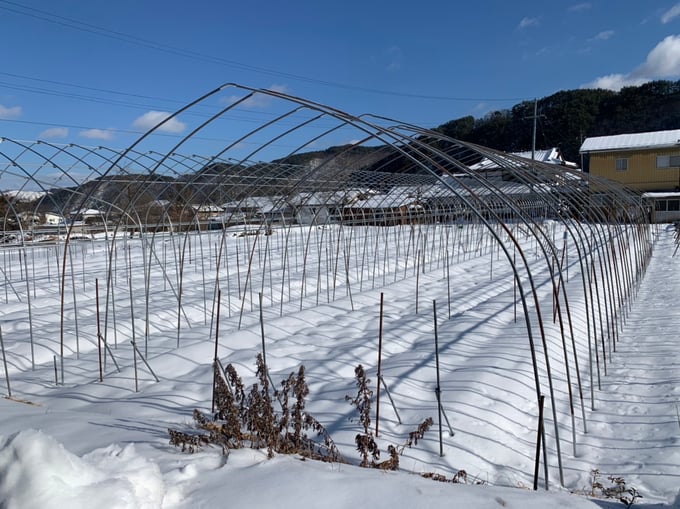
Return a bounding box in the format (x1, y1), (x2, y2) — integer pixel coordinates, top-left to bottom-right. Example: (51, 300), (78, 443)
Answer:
(583, 35), (680, 90)
(593, 30), (615, 41)
(518, 16), (540, 29)
(385, 46), (402, 72)
(79, 128), (115, 140)
(584, 73), (647, 91)
(132, 111), (186, 134)
(0, 104), (22, 120)
(568, 3), (591, 12)
(472, 102), (490, 115)
(661, 3), (680, 24)
(634, 34), (680, 78)
(39, 127), (68, 139)
(222, 84), (290, 109)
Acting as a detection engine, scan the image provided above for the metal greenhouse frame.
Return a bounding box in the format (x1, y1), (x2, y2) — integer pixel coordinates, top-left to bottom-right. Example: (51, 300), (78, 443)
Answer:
(0, 84), (653, 489)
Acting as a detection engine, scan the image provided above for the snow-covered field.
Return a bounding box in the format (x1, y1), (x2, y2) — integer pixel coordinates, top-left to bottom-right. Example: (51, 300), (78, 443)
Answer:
(0, 221), (678, 508)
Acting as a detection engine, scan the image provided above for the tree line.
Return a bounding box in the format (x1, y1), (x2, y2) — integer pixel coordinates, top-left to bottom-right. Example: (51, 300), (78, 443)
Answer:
(434, 80), (680, 164)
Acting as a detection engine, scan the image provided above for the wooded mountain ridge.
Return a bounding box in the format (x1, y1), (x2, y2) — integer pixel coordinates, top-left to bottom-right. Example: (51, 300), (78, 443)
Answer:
(6, 81), (678, 214)
(281, 80), (680, 169)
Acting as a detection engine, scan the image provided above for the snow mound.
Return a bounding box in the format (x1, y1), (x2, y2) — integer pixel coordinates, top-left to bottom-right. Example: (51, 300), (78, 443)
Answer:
(0, 430), (165, 509)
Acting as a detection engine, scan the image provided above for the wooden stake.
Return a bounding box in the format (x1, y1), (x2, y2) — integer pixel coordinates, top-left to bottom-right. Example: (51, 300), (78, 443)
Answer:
(96, 279), (103, 382)
(0, 325), (11, 397)
(533, 395), (545, 490)
(212, 289), (222, 414)
(375, 292), (384, 436)
(434, 299), (444, 457)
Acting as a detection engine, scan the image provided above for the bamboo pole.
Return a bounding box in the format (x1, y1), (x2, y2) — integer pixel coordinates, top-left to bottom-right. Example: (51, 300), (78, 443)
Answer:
(212, 289), (222, 414)
(533, 395), (546, 490)
(0, 325), (11, 398)
(375, 292), (384, 436)
(434, 300), (444, 457)
(96, 279), (103, 382)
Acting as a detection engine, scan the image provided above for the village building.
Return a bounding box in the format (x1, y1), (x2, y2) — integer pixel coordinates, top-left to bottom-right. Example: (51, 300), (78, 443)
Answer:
(579, 129), (680, 192)
(468, 148), (577, 180)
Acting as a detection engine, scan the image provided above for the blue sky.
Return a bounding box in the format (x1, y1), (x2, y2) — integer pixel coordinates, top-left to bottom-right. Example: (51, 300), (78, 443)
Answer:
(1, 0), (679, 160)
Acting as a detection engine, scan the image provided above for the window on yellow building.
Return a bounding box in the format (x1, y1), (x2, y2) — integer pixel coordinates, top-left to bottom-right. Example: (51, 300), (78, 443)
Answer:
(656, 155), (680, 168)
(615, 158), (628, 171)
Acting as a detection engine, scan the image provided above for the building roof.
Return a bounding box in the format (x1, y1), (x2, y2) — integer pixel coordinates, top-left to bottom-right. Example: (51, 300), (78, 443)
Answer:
(641, 191), (680, 199)
(468, 148), (575, 171)
(69, 208), (103, 217)
(580, 129), (680, 153)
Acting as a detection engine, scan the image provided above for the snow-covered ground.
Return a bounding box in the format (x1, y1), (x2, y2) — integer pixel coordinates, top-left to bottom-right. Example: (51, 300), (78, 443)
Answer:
(0, 222), (678, 508)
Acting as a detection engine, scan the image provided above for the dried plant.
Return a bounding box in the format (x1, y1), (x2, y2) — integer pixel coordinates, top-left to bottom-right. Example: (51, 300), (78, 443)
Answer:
(401, 417), (434, 451)
(376, 445), (399, 471)
(169, 356), (341, 463)
(345, 365), (433, 471)
(421, 472), (449, 482)
(346, 365), (373, 435)
(172, 360), (437, 473)
(354, 432), (380, 468)
(244, 354), (277, 456)
(168, 427), (209, 454)
(421, 470), (479, 484)
(452, 469), (468, 484)
(212, 365), (243, 447)
(346, 364), (379, 467)
(275, 365), (314, 454)
(589, 469), (642, 508)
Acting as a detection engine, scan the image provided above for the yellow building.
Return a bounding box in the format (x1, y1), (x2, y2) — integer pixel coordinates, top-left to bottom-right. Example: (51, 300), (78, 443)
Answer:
(580, 129), (680, 192)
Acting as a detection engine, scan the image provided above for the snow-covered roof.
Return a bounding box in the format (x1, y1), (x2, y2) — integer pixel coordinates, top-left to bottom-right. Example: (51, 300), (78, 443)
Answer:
(221, 196), (287, 214)
(641, 191), (680, 199)
(512, 148), (562, 163)
(289, 191), (356, 207)
(69, 208), (103, 216)
(190, 204), (223, 213)
(580, 129), (680, 153)
(468, 148), (572, 171)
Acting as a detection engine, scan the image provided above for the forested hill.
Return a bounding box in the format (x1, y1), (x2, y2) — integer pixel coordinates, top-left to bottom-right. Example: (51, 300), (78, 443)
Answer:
(434, 80), (680, 163)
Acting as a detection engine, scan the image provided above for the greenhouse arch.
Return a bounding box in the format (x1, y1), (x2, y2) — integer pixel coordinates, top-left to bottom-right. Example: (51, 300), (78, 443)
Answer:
(0, 84), (653, 489)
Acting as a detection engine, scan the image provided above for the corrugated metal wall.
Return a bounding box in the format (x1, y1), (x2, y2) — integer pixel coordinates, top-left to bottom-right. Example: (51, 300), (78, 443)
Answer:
(590, 149), (680, 191)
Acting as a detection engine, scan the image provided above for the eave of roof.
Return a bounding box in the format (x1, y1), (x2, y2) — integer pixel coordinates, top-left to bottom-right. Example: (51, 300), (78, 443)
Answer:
(580, 129), (680, 153)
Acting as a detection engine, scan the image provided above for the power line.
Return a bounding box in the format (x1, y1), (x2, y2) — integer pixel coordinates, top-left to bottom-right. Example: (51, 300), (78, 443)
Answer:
(0, 71), (182, 106)
(0, 0), (527, 104)
(0, 74), (347, 130)
(0, 79), (173, 111)
(0, 118), (321, 151)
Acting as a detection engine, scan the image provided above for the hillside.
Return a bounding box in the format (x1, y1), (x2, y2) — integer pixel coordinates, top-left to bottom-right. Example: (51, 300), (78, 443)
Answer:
(283, 80), (680, 170)
(2, 81), (678, 213)
(435, 80), (680, 163)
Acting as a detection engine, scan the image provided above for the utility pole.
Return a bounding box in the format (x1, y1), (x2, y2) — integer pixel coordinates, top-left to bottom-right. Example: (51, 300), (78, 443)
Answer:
(524, 99), (545, 160)
(532, 99), (537, 160)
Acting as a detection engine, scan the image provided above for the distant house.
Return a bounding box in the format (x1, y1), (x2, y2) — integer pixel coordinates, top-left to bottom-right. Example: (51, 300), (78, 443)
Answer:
(642, 191), (680, 223)
(468, 148), (577, 180)
(68, 208), (105, 225)
(15, 211), (40, 226)
(217, 196), (294, 225)
(579, 129), (680, 192)
(190, 204), (223, 221)
(290, 191), (357, 226)
(43, 212), (65, 226)
(340, 187), (427, 226)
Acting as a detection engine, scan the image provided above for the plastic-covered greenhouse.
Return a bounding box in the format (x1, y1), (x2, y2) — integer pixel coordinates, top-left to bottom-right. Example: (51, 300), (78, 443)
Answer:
(0, 84), (653, 488)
